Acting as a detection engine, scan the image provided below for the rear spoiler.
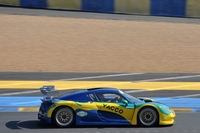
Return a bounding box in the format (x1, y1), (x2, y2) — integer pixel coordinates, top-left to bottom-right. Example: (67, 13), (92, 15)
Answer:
(40, 86), (59, 98)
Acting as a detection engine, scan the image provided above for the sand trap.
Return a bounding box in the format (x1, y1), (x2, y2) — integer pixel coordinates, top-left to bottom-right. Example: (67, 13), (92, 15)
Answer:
(0, 14), (200, 73)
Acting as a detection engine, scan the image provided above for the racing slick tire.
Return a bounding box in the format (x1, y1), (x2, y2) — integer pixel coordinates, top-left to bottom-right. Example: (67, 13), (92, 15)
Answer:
(138, 107), (158, 127)
(53, 106), (75, 127)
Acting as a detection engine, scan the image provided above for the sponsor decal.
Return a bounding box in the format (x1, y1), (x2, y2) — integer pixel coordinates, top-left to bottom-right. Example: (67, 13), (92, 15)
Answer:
(103, 104), (123, 114)
(77, 111), (88, 117)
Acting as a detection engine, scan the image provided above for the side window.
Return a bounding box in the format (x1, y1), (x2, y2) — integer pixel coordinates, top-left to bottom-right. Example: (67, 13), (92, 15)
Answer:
(103, 94), (118, 99)
(87, 93), (97, 102)
(96, 93), (125, 103)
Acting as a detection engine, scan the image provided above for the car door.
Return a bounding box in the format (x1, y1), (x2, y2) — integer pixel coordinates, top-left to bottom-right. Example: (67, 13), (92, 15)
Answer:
(95, 93), (135, 123)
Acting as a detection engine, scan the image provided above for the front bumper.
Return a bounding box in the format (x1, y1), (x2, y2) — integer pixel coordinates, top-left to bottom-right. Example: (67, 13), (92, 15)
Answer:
(159, 109), (176, 125)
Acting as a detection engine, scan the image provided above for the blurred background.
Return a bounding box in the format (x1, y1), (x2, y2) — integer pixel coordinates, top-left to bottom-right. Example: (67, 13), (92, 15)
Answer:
(0, 0), (200, 133)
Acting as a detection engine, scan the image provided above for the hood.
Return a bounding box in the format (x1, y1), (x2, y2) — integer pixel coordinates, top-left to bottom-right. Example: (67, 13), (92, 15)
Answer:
(135, 100), (173, 115)
(136, 97), (171, 110)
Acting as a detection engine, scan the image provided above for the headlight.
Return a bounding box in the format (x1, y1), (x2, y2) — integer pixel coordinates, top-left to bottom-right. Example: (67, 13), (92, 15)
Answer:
(163, 105), (172, 113)
(159, 105), (172, 114)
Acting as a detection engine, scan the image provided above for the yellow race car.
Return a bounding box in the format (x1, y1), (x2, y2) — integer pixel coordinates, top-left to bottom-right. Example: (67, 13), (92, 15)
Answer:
(38, 86), (176, 127)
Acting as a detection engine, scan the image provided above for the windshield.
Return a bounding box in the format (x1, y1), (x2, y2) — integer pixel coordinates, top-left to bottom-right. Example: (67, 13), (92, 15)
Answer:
(119, 90), (142, 103)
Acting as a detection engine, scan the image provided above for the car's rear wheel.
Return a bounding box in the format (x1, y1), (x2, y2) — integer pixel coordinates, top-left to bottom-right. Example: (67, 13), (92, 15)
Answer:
(138, 107), (158, 127)
(53, 107), (75, 127)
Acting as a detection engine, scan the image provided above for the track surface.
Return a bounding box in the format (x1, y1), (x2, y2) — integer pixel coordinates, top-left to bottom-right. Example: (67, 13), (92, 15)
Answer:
(1, 72), (200, 97)
(0, 72), (200, 133)
(1, 112), (200, 133)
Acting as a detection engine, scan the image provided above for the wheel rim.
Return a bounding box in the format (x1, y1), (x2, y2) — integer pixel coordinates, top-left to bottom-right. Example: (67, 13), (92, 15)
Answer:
(55, 108), (73, 127)
(139, 108), (157, 126)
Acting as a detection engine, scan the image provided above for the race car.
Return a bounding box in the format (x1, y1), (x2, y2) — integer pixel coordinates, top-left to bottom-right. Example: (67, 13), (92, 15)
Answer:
(38, 86), (176, 127)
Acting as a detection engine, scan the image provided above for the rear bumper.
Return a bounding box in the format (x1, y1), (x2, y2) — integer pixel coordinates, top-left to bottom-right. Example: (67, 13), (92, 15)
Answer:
(38, 111), (52, 124)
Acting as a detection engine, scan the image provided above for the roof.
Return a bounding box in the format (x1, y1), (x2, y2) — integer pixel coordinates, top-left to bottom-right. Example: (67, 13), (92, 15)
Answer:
(86, 87), (120, 93)
(57, 87), (120, 101)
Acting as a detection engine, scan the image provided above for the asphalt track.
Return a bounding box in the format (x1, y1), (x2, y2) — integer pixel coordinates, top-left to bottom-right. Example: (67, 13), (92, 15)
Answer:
(1, 112), (200, 133)
(0, 72), (200, 133)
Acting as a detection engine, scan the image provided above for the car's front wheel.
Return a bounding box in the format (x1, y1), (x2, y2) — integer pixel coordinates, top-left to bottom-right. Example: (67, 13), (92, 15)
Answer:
(138, 107), (158, 127)
(53, 107), (75, 127)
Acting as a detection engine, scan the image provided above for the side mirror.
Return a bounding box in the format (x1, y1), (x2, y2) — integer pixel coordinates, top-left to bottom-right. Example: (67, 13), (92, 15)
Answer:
(122, 100), (128, 106)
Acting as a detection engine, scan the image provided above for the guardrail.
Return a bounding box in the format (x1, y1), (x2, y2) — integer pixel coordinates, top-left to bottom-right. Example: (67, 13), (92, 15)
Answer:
(0, 0), (200, 18)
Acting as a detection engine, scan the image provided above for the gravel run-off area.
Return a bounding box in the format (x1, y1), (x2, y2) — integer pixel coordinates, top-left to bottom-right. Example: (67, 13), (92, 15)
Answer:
(1, 14), (200, 73)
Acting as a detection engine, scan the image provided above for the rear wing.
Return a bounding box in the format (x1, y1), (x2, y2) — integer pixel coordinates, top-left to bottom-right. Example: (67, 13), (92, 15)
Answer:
(40, 86), (59, 98)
